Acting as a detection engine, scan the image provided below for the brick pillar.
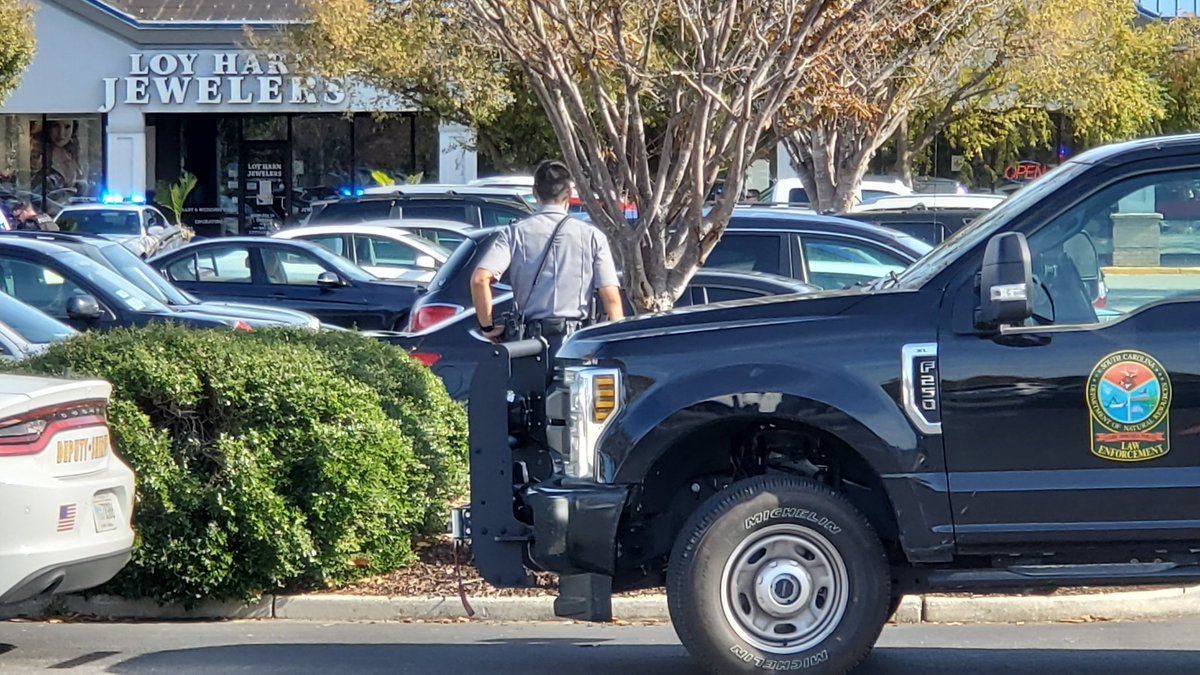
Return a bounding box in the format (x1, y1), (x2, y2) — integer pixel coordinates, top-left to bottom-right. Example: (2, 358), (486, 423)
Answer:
(1111, 213), (1162, 267)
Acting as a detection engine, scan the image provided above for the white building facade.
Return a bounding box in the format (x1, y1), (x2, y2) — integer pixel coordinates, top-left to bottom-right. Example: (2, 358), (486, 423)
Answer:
(0, 0), (479, 236)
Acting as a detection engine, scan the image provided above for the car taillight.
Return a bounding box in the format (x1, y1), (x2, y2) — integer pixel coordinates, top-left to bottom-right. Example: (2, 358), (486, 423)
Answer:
(233, 320), (254, 332)
(408, 304), (463, 332)
(0, 401), (107, 456)
(410, 352), (441, 367)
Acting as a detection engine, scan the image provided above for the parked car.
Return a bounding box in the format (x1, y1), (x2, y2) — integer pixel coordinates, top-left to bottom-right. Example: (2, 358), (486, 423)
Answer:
(842, 207), (991, 246)
(385, 226), (818, 400)
(54, 201), (184, 258)
(851, 193), (1006, 212)
(0, 237), (242, 332)
(767, 175), (913, 206)
(0, 290), (77, 360)
(149, 238), (424, 330)
(912, 176), (968, 194)
(0, 374), (135, 605)
(0, 230), (321, 329)
(304, 193), (533, 228)
(469, 175), (534, 189)
(356, 219), (476, 251)
(272, 224), (452, 283)
(574, 207), (929, 290)
(715, 208), (932, 289)
(361, 184), (535, 207)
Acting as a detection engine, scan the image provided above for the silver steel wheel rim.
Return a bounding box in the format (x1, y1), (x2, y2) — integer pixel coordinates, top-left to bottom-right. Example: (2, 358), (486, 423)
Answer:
(719, 523), (850, 655)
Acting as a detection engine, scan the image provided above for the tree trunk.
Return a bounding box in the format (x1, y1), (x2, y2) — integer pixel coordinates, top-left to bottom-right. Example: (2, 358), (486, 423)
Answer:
(892, 119), (915, 188)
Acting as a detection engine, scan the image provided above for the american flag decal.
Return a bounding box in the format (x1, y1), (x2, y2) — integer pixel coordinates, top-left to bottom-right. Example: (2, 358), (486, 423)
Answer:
(57, 504), (77, 532)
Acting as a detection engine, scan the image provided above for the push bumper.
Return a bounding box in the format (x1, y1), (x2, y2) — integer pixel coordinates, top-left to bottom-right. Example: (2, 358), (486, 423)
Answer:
(525, 475), (630, 576)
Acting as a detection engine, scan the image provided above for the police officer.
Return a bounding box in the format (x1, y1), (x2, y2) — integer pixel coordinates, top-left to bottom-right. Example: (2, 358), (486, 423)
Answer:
(11, 201), (56, 231)
(471, 160), (624, 353)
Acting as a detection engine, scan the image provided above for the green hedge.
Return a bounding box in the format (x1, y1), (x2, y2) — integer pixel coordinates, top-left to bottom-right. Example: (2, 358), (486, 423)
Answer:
(7, 325), (467, 606)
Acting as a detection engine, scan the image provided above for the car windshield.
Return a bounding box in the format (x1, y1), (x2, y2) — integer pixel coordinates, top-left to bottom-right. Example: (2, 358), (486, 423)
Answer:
(96, 243), (195, 306)
(58, 209), (142, 236)
(65, 253), (171, 313)
(0, 292), (75, 344)
(893, 160), (1091, 289)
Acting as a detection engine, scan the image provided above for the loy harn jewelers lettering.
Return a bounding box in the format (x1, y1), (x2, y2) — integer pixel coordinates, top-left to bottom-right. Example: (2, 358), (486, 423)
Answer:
(99, 53), (347, 113)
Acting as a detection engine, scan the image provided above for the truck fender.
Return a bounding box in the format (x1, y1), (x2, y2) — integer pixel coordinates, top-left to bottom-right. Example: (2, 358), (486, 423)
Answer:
(604, 361), (920, 484)
(601, 361), (955, 562)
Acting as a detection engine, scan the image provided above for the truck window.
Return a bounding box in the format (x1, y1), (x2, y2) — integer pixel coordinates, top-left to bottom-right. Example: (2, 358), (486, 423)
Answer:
(1026, 168), (1200, 327)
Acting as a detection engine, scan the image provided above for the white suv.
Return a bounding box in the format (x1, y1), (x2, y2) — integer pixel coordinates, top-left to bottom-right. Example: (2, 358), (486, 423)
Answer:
(0, 375), (135, 604)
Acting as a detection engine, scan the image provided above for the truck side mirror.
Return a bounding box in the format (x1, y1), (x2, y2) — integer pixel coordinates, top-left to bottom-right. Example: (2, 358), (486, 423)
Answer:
(977, 232), (1033, 330)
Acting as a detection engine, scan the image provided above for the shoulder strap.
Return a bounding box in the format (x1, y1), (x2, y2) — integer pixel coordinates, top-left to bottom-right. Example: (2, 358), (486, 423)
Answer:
(517, 215), (571, 312)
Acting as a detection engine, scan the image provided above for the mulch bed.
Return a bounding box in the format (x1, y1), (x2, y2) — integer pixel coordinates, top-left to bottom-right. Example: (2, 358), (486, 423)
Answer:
(328, 537), (559, 598)
(328, 537), (1164, 600)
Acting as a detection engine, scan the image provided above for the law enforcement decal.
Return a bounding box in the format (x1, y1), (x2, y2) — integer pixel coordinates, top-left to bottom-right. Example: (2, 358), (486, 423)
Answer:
(1087, 350), (1172, 462)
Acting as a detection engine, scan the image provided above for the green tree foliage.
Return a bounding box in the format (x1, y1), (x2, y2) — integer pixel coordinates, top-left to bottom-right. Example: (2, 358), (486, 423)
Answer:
(1159, 16), (1200, 135)
(7, 326), (466, 606)
(900, 0), (1176, 187)
(0, 0), (34, 104)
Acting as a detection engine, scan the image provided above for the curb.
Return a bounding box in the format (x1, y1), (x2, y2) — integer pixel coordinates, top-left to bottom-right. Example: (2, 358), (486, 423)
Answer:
(5, 587), (1200, 625)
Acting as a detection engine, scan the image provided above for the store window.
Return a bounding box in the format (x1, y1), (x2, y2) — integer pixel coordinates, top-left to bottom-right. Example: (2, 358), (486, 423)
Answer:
(355, 115), (416, 187)
(292, 115), (352, 220)
(0, 115), (103, 216)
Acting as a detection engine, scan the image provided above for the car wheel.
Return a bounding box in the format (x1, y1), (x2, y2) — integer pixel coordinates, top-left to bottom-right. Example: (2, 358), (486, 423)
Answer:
(667, 474), (890, 675)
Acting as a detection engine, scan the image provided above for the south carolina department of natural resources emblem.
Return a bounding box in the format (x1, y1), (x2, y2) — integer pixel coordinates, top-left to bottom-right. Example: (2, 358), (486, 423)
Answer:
(1086, 350), (1172, 462)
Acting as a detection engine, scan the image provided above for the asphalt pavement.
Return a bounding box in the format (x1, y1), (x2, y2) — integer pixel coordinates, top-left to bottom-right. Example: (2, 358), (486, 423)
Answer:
(2, 618), (1200, 674)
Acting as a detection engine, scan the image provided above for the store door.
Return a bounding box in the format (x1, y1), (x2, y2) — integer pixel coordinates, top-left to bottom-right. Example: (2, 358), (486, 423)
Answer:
(241, 142), (291, 235)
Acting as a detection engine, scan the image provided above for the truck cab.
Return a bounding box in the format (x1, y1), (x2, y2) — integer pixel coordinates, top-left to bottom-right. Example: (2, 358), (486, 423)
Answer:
(462, 134), (1200, 675)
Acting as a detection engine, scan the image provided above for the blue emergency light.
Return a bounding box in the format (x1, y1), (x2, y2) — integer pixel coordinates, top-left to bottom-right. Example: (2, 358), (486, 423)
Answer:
(100, 192), (147, 205)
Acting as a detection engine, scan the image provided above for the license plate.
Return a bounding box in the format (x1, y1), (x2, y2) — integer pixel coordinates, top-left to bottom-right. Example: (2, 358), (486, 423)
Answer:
(92, 494), (119, 533)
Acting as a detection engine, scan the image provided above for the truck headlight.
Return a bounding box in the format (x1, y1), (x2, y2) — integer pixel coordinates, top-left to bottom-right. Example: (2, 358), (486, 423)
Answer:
(564, 366), (622, 480)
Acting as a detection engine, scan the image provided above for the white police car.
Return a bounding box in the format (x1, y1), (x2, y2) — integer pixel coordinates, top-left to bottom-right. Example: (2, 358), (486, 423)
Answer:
(54, 195), (184, 258)
(0, 374), (135, 605)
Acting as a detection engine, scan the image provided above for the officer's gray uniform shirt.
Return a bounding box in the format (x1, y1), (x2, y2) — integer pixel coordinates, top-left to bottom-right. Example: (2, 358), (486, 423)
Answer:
(476, 205), (620, 321)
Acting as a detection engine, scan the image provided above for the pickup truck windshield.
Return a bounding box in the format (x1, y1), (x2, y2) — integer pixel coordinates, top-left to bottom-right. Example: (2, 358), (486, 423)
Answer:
(894, 161), (1090, 289)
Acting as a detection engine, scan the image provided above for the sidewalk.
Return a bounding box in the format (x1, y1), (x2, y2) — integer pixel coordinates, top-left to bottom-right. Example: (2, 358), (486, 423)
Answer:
(7, 585), (1200, 625)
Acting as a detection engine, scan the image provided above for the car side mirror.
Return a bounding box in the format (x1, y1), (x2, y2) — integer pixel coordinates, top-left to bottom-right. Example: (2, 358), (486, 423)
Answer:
(66, 294), (103, 322)
(316, 271), (346, 289)
(415, 254), (437, 270)
(148, 225), (165, 237)
(977, 232), (1033, 330)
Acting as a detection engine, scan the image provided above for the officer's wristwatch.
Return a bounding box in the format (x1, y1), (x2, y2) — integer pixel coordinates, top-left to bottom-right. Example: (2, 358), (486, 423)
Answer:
(479, 322), (495, 333)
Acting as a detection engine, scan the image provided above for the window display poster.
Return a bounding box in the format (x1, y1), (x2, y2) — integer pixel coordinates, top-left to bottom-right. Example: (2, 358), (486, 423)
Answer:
(31, 118), (95, 202)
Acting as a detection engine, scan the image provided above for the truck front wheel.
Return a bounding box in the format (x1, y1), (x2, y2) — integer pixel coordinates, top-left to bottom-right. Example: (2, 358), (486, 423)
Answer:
(667, 475), (890, 674)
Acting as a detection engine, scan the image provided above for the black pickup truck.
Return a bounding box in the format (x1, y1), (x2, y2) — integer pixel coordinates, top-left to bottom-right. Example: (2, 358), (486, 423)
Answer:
(461, 134), (1200, 674)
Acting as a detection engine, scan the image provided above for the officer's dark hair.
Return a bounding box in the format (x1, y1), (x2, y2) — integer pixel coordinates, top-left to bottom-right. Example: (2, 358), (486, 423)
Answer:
(533, 160), (572, 204)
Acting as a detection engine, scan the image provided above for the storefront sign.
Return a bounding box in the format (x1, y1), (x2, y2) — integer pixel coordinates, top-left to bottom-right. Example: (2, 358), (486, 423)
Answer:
(99, 53), (347, 113)
(1003, 160), (1051, 182)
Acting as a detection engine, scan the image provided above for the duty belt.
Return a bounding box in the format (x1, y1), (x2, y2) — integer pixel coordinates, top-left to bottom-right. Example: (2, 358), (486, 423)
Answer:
(524, 318), (583, 337)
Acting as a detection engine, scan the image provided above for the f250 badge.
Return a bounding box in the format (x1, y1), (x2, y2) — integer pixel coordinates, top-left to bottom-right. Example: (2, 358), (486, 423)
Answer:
(1087, 350), (1172, 462)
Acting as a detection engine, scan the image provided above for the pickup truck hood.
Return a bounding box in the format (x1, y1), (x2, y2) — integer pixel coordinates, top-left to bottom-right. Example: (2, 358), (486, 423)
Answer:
(566, 288), (868, 349)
